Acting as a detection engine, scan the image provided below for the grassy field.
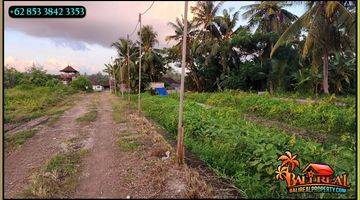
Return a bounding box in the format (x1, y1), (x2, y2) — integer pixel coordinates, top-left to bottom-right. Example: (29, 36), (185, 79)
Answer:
(5, 85), (77, 125)
(134, 92), (355, 198)
(170, 91), (355, 146)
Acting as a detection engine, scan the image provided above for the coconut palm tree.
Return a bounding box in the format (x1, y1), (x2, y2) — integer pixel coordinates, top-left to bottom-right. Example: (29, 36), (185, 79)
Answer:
(166, 17), (204, 91)
(242, 1), (298, 94)
(138, 25), (165, 82)
(103, 63), (117, 93)
(112, 38), (137, 90)
(191, 1), (223, 32)
(271, 1), (355, 94)
(212, 8), (242, 75)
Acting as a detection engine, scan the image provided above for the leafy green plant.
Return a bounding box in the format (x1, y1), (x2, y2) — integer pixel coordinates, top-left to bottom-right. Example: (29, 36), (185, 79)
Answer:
(70, 76), (93, 92)
(137, 94), (355, 198)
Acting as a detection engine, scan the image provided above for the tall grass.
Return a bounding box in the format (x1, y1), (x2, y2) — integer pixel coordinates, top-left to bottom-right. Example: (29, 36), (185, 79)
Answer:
(5, 85), (76, 124)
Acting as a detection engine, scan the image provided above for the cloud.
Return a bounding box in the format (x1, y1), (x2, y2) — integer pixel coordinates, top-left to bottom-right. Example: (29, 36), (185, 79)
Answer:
(5, 56), (101, 74)
(52, 38), (89, 51)
(5, 1), (196, 48)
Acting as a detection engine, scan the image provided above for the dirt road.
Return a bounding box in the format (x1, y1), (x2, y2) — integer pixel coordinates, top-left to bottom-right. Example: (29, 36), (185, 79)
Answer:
(5, 92), (240, 198)
(4, 93), (91, 198)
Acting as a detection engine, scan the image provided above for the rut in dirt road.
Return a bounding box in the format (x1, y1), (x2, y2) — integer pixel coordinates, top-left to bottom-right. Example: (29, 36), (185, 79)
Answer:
(4, 94), (92, 198)
(74, 93), (128, 198)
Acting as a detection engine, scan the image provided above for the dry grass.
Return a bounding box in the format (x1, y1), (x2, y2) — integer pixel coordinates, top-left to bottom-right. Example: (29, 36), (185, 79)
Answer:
(20, 136), (88, 198)
(76, 98), (98, 124)
(4, 129), (38, 152)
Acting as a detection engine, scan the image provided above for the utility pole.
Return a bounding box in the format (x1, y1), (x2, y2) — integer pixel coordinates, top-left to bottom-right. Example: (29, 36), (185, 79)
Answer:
(113, 60), (117, 95)
(108, 71), (112, 93)
(120, 60), (124, 98)
(176, 1), (188, 165)
(138, 13), (142, 112)
(127, 34), (131, 124)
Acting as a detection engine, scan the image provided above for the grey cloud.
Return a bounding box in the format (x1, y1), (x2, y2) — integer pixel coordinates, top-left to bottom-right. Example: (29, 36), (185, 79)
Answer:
(5, 1), (185, 48)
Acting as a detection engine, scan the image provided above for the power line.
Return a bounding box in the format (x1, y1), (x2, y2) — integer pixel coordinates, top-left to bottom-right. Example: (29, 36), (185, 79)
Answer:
(128, 1), (154, 38)
(129, 21), (139, 37)
(141, 1), (155, 15)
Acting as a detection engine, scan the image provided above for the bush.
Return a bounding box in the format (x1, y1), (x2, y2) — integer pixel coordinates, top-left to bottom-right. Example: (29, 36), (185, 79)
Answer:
(46, 78), (61, 88)
(5, 86), (76, 124)
(70, 76), (93, 92)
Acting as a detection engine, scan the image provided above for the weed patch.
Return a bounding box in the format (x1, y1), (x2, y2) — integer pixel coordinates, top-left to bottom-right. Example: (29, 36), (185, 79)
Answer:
(5, 129), (37, 151)
(117, 137), (142, 151)
(21, 138), (87, 198)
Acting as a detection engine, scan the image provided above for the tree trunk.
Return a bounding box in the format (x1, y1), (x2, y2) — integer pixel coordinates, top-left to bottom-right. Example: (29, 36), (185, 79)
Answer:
(268, 42), (274, 95)
(322, 47), (329, 94)
(191, 71), (202, 92)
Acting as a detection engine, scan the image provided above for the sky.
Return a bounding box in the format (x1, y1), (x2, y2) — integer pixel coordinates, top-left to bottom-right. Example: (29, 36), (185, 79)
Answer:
(4, 1), (306, 75)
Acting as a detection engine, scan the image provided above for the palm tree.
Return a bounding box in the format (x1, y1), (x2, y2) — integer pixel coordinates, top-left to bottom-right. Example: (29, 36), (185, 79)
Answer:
(212, 8), (242, 75)
(138, 25), (165, 82)
(166, 17), (204, 91)
(271, 1), (355, 94)
(242, 1), (298, 94)
(103, 63), (115, 93)
(191, 1), (224, 32)
(112, 38), (137, 90)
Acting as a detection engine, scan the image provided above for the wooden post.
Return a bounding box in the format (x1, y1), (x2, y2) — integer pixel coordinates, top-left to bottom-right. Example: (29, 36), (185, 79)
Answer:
(112, 63), (117, 95)
(176, 1), (188, 165)
(108, 72), (112, 93)
(138, 13), (142, 113)
(120, 60), (124, 98)
(127, 34), (131, 124)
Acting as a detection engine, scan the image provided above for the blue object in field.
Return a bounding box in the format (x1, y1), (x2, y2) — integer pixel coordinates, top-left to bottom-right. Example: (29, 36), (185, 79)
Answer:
(155, 87), (168, 96)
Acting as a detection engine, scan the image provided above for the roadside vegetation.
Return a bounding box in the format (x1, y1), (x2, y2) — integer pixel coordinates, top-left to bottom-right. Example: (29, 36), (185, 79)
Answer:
(4, 66), (95, 127)
(137, 93), (355, 198)
(169, 91), (355, 146)
(21, 137), (88, 198)
(76, 97), (99, 124)
(4, 129), (38, 152)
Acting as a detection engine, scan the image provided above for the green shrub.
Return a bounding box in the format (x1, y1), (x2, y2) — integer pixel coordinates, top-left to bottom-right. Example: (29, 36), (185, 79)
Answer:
(45, 78), (61, 88)
(5, 86), (76, 124)
(170, 91), (355, 145)
(138, 94), (355, 198)
(70, 76), (93, 92)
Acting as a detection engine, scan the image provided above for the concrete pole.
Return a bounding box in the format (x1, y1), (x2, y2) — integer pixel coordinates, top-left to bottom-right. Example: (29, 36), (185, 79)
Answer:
(127, 34), (131, 124)
(120, 60), (124, 98)
(138, 13), (142, 112)
(112, 64), (117, 95)
(176, 1), (188, 165)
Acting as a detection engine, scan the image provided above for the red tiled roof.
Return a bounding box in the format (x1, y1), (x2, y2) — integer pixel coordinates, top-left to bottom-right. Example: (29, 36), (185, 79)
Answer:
(60, 66), (78, 73)
(302, 163), (334, 176)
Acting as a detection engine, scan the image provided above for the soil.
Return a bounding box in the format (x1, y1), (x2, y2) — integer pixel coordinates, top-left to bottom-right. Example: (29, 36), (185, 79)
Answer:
(5, 92), (241, 199)
(4, 93), (91, 198)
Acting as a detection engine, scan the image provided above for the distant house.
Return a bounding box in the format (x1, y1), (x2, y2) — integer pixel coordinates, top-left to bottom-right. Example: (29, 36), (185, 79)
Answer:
(59, 66), (79, 85)
(89, 76), (110, 92)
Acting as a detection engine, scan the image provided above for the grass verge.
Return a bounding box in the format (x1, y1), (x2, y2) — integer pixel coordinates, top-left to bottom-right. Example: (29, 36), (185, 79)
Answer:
(76, 97), (98, 124)
(112, 100), (127, 123)
(117, 137), (142, 151)
(21, 138), (87, 198)
(5, 129), (37, 152)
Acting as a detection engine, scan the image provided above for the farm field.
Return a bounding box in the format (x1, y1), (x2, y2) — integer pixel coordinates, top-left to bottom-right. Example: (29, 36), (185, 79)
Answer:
(4, 85), (77, 126)
(136, 92), (356, 198)
(4, 0), (356, 199)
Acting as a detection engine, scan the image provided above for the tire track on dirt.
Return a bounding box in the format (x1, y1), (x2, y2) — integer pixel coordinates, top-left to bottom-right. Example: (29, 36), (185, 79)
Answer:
(4, 93), (93, 198)
(74, 92), (127, 198)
